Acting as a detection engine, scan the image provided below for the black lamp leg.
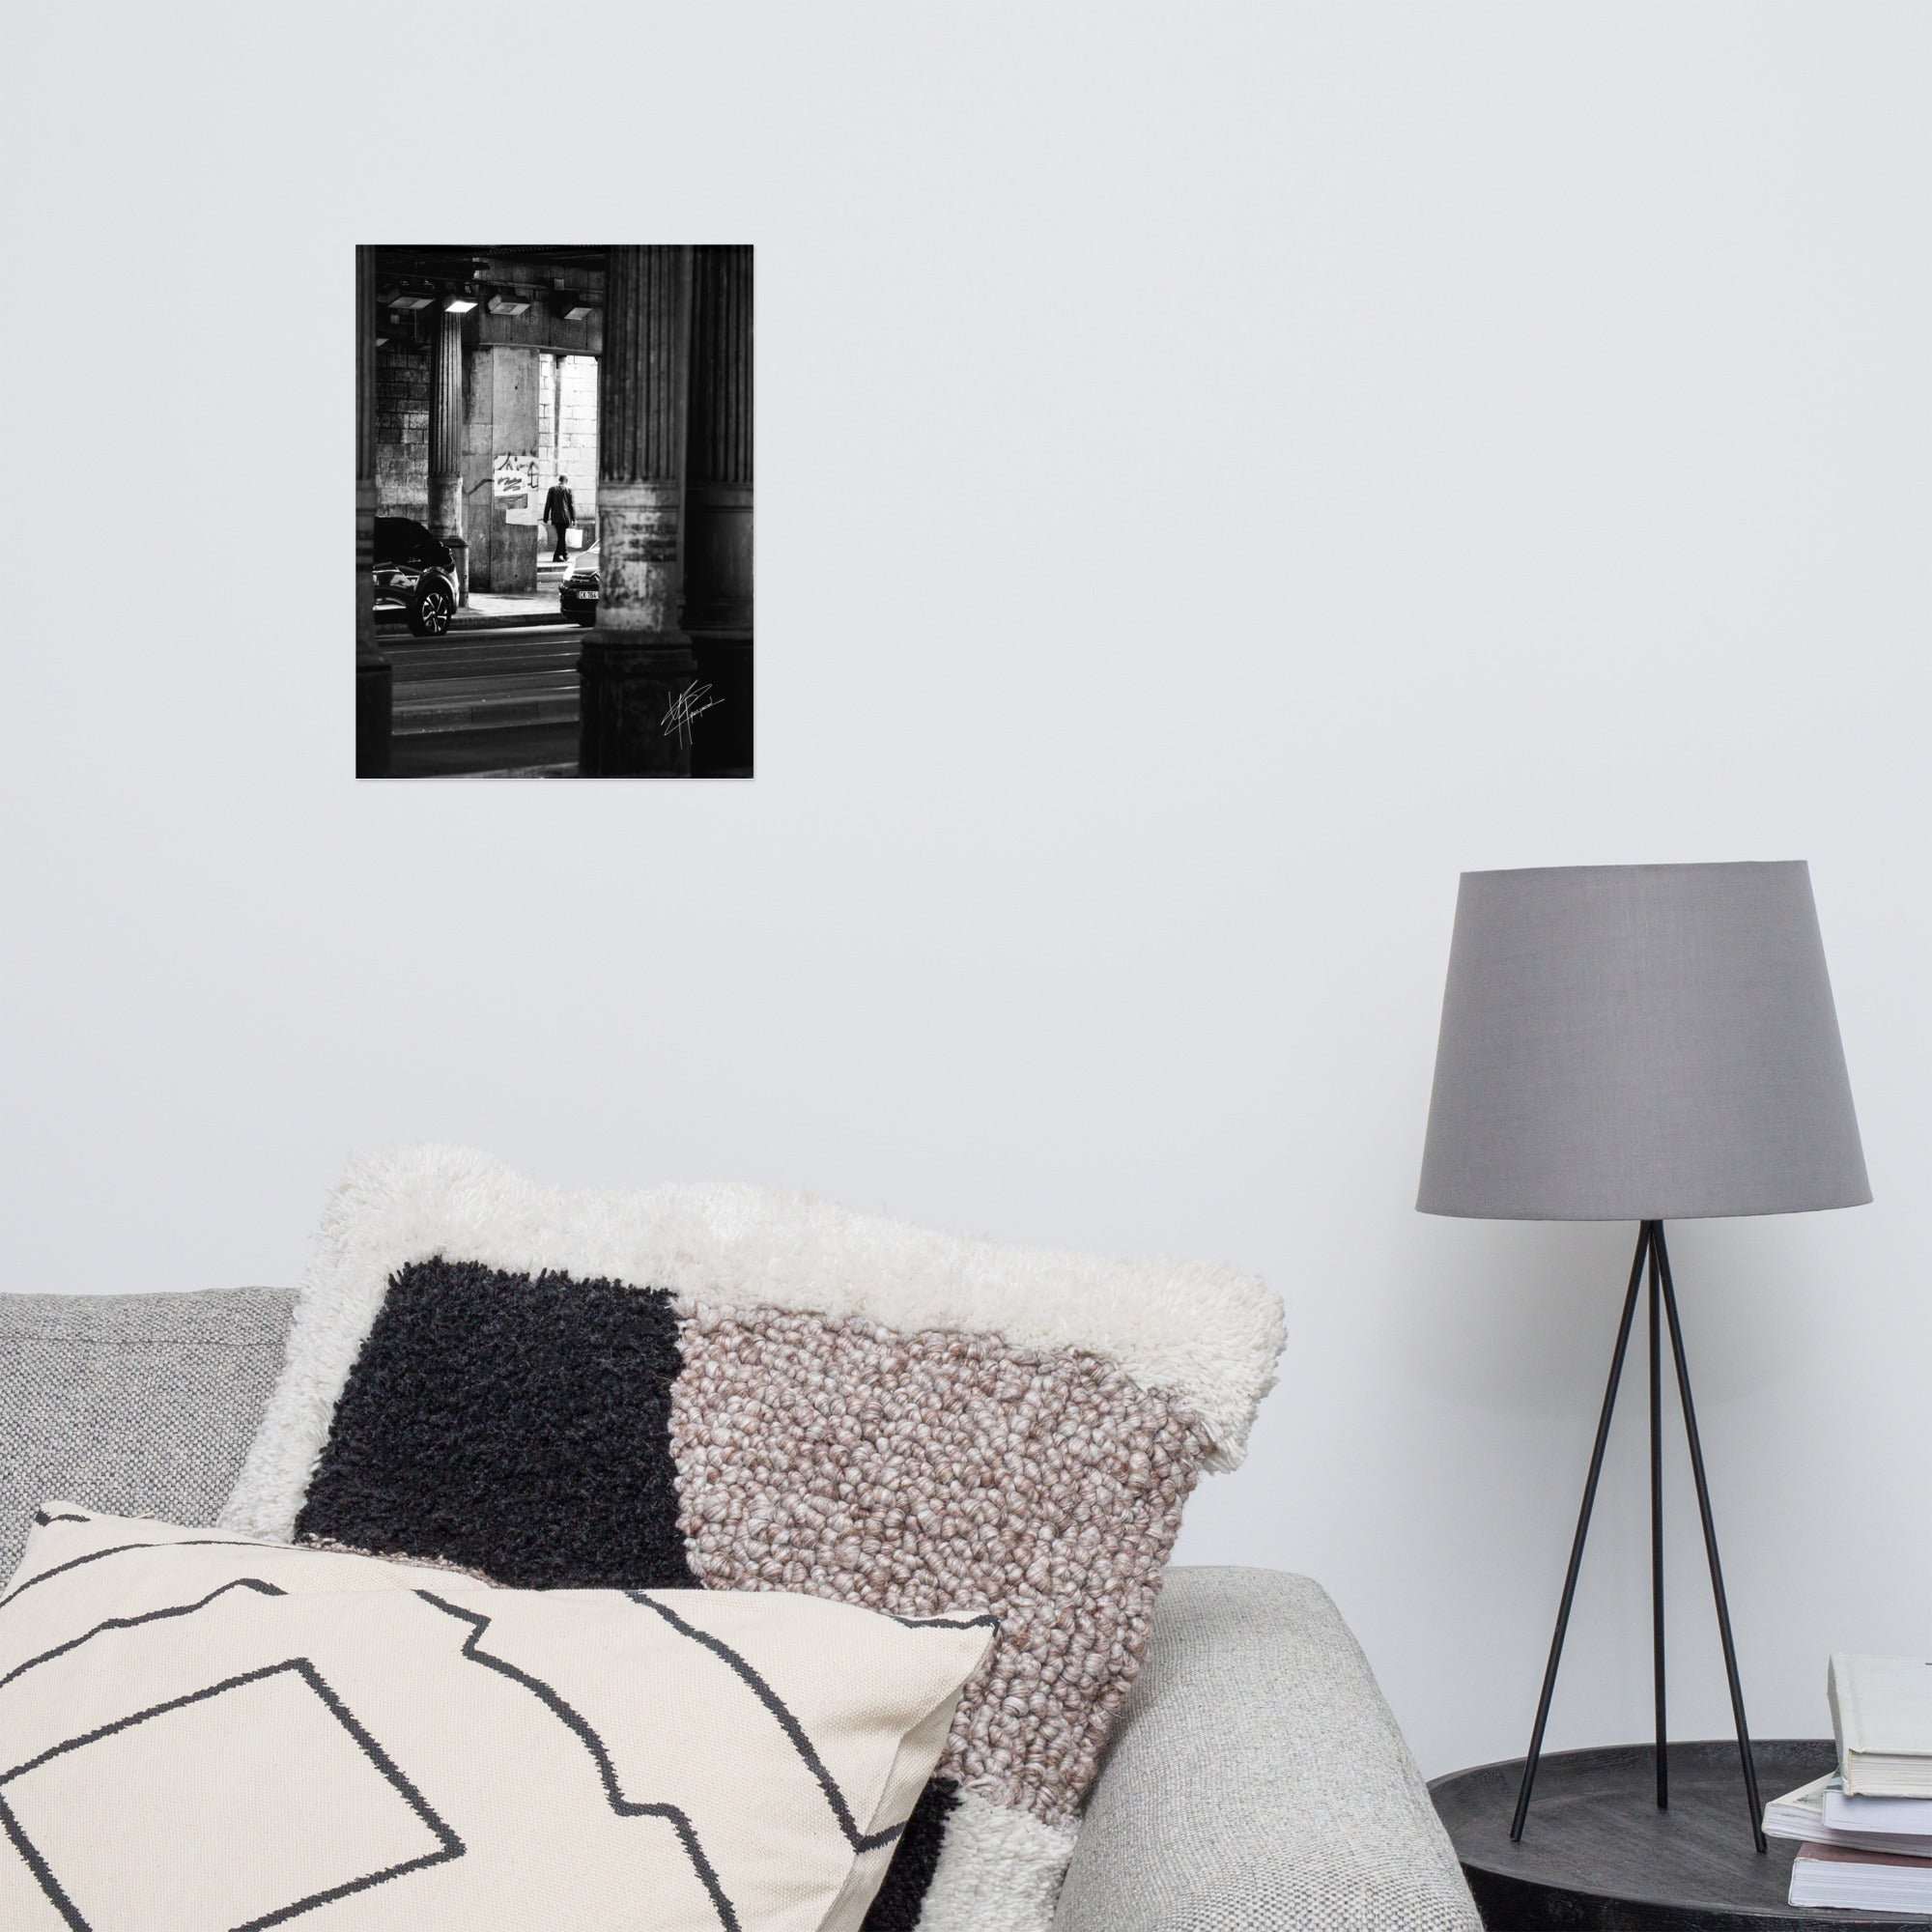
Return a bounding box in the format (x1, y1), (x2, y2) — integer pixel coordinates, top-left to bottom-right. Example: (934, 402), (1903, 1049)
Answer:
(1649, 1224), (1667, 1810)
(1654, 1225), (1768, 1854)
(1509, 1224), (1651, 1841)
(1512, 1223), (1768, 1850)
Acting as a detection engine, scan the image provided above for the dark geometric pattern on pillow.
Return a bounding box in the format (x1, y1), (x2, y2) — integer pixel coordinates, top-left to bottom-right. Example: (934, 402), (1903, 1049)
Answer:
(220, 1149), (1283, 1932)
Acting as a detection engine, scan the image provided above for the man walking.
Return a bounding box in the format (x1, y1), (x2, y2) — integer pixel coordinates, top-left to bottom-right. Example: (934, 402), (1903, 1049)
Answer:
(542, 473), (576, 562)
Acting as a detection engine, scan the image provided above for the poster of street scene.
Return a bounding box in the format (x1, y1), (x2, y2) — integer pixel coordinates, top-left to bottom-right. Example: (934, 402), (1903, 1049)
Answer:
(355, 245), (753, 780)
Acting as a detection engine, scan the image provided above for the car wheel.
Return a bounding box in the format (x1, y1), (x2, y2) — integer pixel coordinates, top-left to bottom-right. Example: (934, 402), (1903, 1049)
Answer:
(409, 584), (452, 638)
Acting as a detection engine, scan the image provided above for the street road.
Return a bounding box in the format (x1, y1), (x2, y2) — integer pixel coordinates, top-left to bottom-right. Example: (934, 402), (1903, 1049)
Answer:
(380, 622), (582, 778)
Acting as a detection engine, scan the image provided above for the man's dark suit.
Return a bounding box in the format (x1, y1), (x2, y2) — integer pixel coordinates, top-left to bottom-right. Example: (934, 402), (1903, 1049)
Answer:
(541, 483), (576, 561)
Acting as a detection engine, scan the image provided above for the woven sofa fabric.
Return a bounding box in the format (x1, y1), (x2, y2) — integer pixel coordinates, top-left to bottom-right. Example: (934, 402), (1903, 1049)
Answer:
(0, 1290), (294, 1585)
(219, 1146), (1285, 1932)
(0, 1507), (994, 1932)
(1052, 1567), (1481, 1932)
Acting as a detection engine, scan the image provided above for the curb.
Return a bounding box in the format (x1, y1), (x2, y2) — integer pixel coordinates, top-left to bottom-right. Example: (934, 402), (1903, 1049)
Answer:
(378, 611), (583, 635)
(450, 611), (585, 632)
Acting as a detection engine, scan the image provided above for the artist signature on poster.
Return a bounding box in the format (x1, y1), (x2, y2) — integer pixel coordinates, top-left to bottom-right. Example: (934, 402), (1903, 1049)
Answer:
(662, 682), (724, 748)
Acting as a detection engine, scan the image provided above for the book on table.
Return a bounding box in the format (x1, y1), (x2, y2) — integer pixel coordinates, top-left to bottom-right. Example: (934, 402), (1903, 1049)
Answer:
(1763, 1772), (1932, 1858)
(1830, 1654), (1932, 1797)
(1788, 1840), (1932, 1913)
(1824, 1778), (1932, 1844)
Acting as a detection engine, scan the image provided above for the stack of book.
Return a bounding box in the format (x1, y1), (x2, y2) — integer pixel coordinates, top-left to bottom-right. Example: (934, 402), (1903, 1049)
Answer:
(1762, 1653), (1932, 1913)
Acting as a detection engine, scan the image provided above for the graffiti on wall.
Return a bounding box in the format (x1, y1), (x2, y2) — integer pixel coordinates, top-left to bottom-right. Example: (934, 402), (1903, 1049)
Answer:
(494, 450), (542, 525)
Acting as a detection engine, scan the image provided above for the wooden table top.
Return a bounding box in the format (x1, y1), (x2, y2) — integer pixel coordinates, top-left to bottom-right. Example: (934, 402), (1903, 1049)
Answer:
(1431, 1740), (1932, 1929)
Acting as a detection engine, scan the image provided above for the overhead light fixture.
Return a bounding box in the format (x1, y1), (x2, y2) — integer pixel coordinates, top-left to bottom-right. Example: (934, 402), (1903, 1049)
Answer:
(488, 294), (531, 317)
(564, 303), (596, 323)
(443, 295), (478, 314)
(375, 334), (390, 347)
(385, 290), (434, 312)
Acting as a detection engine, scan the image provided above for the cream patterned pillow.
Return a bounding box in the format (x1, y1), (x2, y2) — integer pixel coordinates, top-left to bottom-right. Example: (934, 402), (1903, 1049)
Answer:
(0, 1506), (994, 1932)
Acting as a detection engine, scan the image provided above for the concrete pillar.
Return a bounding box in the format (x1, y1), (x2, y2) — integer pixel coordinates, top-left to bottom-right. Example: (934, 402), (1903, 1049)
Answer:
(537, 354), (556, 514)
(685, 245), (753, 632)
(685, 245), (753, 776)
(460, 346), (540, 593)
(428, 308), (468, 603)
(579, 246), (697, 778)
(355, 246), (392, 779)
(550, 355), (564, 500)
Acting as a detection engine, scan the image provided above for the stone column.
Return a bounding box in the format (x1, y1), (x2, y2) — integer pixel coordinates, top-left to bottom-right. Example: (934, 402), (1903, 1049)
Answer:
(461, 346), (540, 594)
(579, 246), (696, 777)
(684, 246), (753, 633)
(550, 355), (565, 495)
(684, 246), (753, 776)
(428, 308), (468, 604)
(355, 246), (392, 778)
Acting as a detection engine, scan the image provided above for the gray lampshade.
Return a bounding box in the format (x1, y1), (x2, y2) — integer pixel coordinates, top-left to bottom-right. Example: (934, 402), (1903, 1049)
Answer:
(1417, 862), (1869, 1221)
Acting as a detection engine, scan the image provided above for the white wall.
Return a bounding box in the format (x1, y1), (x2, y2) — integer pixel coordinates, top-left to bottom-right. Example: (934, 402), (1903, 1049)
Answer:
(5, 3), (1927, 1779)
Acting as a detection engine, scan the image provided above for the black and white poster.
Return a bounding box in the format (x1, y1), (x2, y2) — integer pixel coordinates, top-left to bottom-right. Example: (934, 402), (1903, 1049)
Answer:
(356, 246), (753, 780)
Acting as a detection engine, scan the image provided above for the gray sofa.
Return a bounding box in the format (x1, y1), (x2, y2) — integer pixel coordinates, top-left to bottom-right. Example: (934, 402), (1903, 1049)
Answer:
(0, 1288), (1482, 1931)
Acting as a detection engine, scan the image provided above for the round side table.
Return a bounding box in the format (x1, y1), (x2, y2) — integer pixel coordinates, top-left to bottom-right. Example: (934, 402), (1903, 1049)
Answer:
(1431, 1740), (1932, 1929)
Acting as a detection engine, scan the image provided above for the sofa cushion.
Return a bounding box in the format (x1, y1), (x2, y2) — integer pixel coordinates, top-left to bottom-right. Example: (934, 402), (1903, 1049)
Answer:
(1054, 1567), (1481, 1932)
(0, 1290), (294, 1584)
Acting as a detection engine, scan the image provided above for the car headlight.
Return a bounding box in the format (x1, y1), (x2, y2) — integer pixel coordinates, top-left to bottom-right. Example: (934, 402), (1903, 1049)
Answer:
(389, 570), (420, 589)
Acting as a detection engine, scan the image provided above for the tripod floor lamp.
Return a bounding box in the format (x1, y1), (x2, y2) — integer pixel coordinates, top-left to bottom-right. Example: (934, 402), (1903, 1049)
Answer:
(1417, 862), (1870, 1850)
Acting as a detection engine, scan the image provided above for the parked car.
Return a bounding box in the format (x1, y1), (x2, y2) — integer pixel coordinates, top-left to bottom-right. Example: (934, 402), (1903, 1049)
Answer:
(560, 546), (600, 626)
(373, 517), (459, 638)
